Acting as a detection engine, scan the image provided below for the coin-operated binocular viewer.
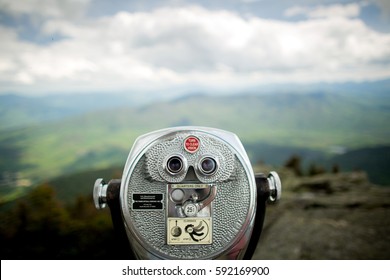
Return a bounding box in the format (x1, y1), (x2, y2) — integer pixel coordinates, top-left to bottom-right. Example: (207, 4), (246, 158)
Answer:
(93, 127), (281, 260)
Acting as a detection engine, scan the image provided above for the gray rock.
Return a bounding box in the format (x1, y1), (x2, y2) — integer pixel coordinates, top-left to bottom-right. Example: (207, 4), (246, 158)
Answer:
(252, 170), (390, 259)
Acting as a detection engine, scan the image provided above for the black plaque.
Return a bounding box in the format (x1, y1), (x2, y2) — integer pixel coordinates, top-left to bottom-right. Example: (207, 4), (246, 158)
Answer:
(133, 202), (163, 210)
(133, 193), (163, 201)
(132, 193), (164, 210)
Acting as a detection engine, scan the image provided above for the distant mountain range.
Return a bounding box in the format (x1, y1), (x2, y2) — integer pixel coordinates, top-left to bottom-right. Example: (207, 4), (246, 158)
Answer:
(0, 93), (140, 130)
(1, 78), (389, 130)
(0, 89), (389, 198)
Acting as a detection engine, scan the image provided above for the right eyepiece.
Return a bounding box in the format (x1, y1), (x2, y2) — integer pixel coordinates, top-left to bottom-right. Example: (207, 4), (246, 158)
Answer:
(198, 156), (218, 175)
(166, 155), (186, 175)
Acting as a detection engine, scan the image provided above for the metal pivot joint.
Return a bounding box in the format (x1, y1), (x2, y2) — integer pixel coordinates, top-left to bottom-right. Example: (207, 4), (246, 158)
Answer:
(255, 171), (282, 203)
(267, 171), (282, 202)
(93, 178), (122, 209)
(93, 178), (108, 209)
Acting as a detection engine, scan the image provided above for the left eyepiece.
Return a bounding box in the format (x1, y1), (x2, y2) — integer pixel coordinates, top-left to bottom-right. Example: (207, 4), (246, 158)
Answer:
(166, 155), (186, 175)
(167, 156), (183, 173)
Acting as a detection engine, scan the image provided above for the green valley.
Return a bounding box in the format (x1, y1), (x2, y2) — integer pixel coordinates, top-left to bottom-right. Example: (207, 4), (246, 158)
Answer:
(0, 91), (389, 200)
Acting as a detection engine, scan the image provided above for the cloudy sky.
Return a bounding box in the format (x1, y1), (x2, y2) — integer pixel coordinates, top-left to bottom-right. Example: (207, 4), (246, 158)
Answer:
(1, 0), (390, 96)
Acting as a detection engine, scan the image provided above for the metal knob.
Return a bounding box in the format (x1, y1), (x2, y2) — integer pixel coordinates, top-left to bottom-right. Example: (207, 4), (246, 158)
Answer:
(93, 178), (108, 209)
(267, 171), (282, 202)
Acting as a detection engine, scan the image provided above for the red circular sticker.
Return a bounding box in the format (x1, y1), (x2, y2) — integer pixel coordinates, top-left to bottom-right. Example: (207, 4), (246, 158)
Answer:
(184, 136), (200, 153)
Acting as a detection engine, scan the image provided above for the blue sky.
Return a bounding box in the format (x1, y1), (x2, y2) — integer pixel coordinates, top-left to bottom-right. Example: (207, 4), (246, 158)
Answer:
(0, 0), (390, 96)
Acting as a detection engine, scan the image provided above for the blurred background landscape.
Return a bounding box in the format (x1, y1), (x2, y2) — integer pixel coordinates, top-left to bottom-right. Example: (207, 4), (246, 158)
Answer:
(0, 0), (389, 259)
(1, 89), (389, 260)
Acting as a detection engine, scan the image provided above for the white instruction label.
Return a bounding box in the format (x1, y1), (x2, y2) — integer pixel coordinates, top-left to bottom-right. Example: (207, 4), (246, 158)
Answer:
(167, 218), (212, 245)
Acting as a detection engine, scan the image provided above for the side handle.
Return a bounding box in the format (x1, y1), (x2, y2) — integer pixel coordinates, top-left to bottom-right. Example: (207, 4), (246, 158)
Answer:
(243, 172), (282, 260)
(93, 178), (135, 259)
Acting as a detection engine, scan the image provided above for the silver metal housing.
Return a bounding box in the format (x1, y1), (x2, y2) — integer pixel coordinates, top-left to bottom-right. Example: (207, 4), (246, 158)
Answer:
(120, 126), (257, 259)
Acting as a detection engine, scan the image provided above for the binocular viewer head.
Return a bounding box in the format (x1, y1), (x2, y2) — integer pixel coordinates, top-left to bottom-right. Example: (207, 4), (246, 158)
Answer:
(94, 126), (281, 259)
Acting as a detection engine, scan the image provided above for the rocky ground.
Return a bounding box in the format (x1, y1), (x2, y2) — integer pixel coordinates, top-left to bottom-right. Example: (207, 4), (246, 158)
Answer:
(252, 168), (390, 260)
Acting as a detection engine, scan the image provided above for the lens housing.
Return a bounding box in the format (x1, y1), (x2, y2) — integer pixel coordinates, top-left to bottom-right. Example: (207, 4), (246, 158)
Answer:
(198, 156), (218, 175)
(165, 155), (187, 175)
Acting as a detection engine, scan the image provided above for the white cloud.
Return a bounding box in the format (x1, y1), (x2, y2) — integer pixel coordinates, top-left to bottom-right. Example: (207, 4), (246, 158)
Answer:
(0, 4), (390, 94)
(0, 0), (90, 19)
(284, 3), (361, 19)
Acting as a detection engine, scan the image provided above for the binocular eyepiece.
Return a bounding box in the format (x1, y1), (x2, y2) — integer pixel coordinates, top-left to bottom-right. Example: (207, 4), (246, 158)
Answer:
(94, 126), (281, 260)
